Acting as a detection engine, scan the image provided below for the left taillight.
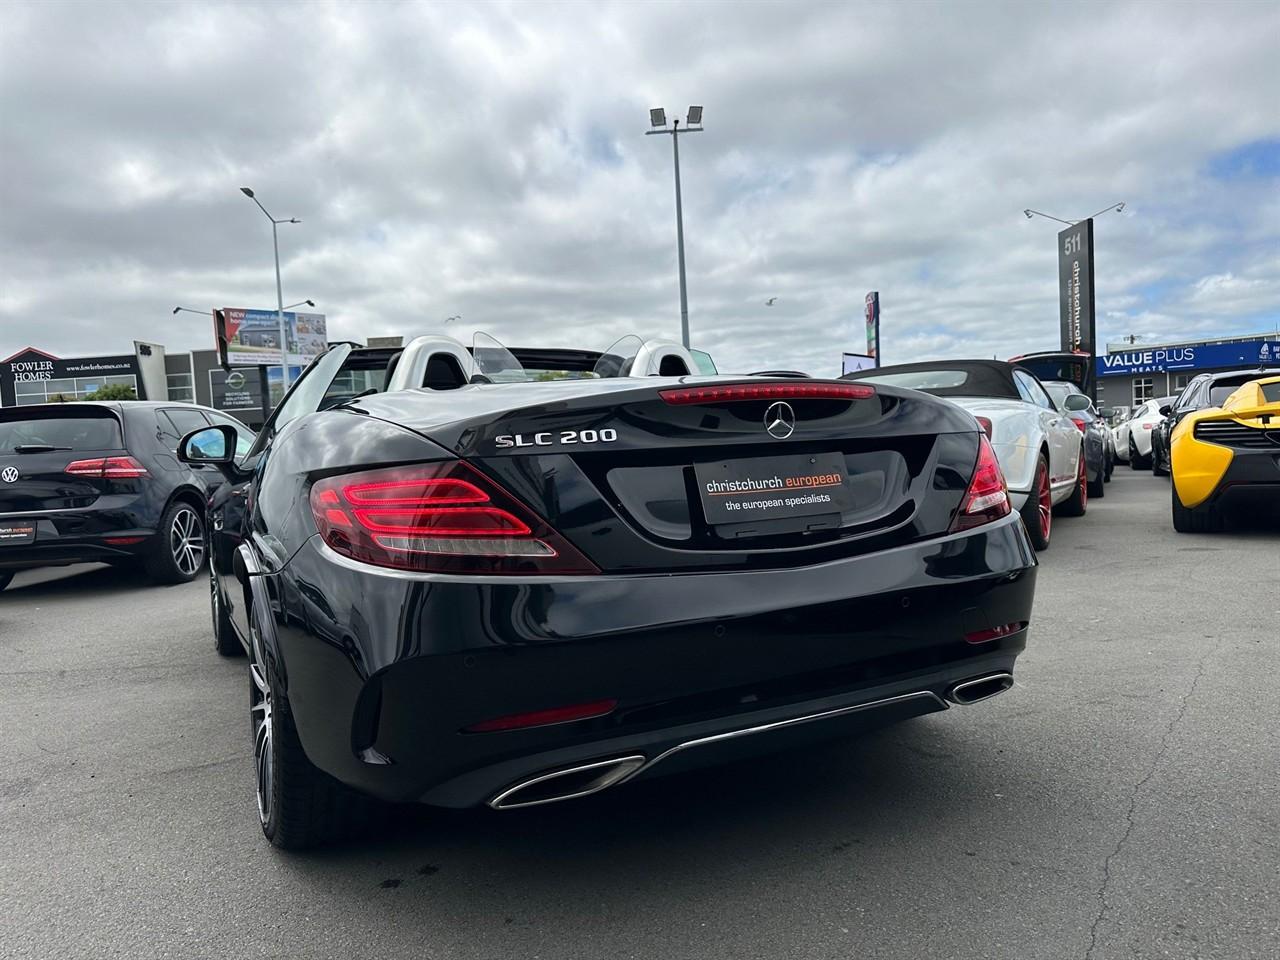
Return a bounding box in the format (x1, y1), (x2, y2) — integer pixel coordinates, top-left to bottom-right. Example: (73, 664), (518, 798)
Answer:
(310, 461), (599, 575)
(949, 435), (1011, 532)
(1069, 416), (1088, 433)
(65, 456), (149, 479)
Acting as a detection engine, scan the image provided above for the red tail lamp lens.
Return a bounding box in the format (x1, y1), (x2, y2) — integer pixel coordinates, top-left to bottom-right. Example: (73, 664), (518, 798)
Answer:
(964, 622), (1027, 644)
(464, 699), (619, 733)
(975, 416), (994, 439)
(949, 435), (1012, 532)
(310, 461), (598, 575)
(65, 456), (149, 479)
(1069, 417), (1088, 433)
(660, 382), (876, 405)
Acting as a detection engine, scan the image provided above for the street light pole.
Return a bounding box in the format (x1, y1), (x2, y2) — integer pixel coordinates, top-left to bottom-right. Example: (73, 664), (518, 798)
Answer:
(240, 187), (300, 396)
(647, 106), (703, 349)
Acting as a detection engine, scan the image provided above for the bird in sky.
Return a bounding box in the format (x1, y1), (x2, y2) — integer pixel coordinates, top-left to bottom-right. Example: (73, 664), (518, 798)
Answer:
(765, 297), (777, 306)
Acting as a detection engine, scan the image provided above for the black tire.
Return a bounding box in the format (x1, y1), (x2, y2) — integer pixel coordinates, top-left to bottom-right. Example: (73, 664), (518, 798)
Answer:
(1152, 442), (1169, 477)
(1171, 484), (1224, 533)
(1088, 465), (1105, 498)
(210, 564), (242, 657)
(0, 571), (13, 593)
(1104, 446), (1114, 481)
(250, 610), (377, 849)
(1128, 437), (1148, 470)
(1019, 454), (1052, 551)
(1058, 449), (1088, 517)
(144, 500), (206, 584)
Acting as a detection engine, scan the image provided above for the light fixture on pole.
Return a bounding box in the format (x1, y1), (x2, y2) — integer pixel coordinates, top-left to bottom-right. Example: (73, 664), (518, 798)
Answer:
(172, 306), (208, 317)
(239, 187), (301, 395)
(1024, 202), (1124, 226)
(646, 105), (704, 349)
(283, 299), (315, 311)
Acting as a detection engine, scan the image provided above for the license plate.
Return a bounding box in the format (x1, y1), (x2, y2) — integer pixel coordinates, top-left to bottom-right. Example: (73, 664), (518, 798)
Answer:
(695, 452), (852, 526)
(0, 520), (37, 546)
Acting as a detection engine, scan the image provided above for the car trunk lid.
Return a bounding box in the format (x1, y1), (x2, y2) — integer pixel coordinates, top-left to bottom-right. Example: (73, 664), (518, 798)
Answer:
(0, 405), (127, 513)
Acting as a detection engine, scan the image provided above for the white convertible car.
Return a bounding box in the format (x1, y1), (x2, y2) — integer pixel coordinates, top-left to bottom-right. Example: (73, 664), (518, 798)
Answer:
(1111, 396), (1176, 469)
(846, 359), (1087, 550)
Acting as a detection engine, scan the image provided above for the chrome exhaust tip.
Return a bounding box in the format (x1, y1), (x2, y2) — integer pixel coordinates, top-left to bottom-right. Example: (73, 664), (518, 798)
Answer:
(488, 755), (647, 810)
(946, 672), (1014, 706)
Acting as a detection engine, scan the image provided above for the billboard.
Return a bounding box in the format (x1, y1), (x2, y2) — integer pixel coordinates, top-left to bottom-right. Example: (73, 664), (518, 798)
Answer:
(864, 292), (880, 364)
(841, 352), (877, 376)
(1057, 220), (1095, 355)
(216, 308), (328, 367)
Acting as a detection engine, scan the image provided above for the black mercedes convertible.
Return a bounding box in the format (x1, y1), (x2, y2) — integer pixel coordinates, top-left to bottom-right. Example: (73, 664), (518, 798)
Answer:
(177, 334), (1038, 848)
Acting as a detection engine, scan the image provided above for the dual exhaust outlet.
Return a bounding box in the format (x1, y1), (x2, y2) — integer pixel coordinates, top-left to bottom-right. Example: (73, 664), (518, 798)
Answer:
(489, 672), (1014, 810)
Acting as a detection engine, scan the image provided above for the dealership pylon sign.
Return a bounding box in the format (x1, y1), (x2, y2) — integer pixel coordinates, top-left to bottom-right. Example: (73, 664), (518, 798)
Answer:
(1057, 220), (1095, 355)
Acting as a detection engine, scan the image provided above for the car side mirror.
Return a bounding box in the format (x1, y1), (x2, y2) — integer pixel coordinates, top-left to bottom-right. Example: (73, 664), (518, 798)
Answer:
(1158, 404), (1172, 417)
(1063, 394), (1092, 412)
(1098, 407), (1114, 418)
(177, 424), (238, 465)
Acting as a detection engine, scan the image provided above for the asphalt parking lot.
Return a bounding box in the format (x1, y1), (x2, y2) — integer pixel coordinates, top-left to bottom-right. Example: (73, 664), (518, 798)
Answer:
(2, 469), (1277, 960)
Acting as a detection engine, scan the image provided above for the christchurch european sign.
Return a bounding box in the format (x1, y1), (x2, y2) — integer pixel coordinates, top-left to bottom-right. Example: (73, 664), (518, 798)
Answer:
(1097, 338), (1280, 377)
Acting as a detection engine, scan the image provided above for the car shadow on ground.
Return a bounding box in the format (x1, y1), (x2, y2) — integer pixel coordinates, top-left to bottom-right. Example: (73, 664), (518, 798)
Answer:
(1, 562), (162, 600)
(294, 711), (1056, 896)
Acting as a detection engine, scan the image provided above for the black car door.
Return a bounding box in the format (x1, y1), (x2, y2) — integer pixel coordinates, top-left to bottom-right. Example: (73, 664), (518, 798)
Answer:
(209, 347), (353, 642)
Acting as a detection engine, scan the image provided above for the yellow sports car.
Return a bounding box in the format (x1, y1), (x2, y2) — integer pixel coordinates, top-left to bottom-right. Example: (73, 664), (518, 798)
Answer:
(1170, 374), (1280, 532)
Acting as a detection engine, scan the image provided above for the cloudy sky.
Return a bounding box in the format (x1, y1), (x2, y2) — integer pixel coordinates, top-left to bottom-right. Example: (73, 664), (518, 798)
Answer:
(2, 0), (1278, 375)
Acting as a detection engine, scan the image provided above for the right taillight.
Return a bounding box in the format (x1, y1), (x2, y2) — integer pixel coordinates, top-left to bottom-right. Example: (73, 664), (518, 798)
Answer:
(310, 461), (598, 575)
(949, 434), (1011, 532)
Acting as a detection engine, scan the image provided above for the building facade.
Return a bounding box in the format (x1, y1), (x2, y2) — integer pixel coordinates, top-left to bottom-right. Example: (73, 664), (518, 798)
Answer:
(1095, 332), (1280, 412)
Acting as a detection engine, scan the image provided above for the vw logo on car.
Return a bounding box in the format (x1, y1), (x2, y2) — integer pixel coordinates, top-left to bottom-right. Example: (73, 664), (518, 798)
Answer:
(1, 466), (19, 483)
(764, 401), (796, 439)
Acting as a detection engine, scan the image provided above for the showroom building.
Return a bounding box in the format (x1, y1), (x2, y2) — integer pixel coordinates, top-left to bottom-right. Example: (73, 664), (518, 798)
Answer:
(0, 342), (382, 430)
(1095, 332), (1280, 411)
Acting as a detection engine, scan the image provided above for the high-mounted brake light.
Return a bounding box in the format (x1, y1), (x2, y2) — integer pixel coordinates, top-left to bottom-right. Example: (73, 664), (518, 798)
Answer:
(65, 456), (148, 479)
(310, 461), (598, 575)
(949, 434), (1011, 533)
(659, 382), (876, 405)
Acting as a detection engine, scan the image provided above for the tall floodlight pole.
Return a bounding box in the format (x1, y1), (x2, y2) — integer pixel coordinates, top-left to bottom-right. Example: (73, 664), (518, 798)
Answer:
(647, 106), (704, 348)
(240, 187), (300, 396)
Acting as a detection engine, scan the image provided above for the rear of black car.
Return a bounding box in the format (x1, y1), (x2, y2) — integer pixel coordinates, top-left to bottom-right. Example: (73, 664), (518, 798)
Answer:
(259, 378), (1038, 817)
(0, 404), (176, 583)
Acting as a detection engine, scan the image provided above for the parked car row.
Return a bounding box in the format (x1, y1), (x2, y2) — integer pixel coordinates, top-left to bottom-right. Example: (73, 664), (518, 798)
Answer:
(844, 357), (1101, 551)
(1100, 366), (1280, 531)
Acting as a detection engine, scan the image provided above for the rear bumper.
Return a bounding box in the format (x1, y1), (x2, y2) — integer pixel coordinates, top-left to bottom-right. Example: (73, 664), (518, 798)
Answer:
(1202, 450), (1280, 511)
(0, 511), (156, 569)
(269, 511), (1038, 808)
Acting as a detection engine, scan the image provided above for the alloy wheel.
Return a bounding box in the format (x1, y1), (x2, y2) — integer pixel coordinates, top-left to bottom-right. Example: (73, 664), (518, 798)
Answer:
(170, 506), (205, 577)
(1038, 466), (1052, 541)
(249, 619), (274, 826)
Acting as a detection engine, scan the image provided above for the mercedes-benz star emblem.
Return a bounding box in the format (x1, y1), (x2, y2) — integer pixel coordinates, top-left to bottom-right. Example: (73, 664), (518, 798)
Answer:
(764, 401), (796, 440)
(1, 466), (18, 483)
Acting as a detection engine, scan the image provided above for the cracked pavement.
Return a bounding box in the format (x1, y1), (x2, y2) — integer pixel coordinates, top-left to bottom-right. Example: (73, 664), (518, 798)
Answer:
(1, 470), (1277, 960)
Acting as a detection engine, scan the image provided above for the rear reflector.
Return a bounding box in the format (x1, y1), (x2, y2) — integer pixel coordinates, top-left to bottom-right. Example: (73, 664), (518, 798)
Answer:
(104, 536), (146, 546)
(464, 699), (619, 733)
(949, 435), (1012, 532)
(660, 382), (875, 405)
(964, 622), (1027, 644)
(65, 456), (149, 479)
(310, 461), (598, 575)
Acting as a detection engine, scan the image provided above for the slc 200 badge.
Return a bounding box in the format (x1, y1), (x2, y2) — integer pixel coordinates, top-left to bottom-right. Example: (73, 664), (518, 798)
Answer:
(494, 428), (619, 449)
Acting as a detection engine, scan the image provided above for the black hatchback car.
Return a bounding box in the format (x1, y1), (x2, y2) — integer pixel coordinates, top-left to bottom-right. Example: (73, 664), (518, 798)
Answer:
(178, 335), (1039, 849)
(0, 401), (255, 592)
